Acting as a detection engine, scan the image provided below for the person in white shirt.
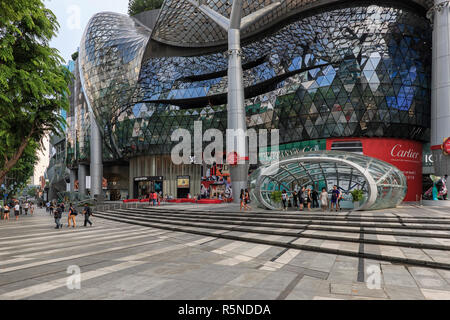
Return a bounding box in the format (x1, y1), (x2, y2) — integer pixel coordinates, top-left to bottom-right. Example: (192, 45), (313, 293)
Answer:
(24, 202), (29, 215)
(14, 202), (20, 220)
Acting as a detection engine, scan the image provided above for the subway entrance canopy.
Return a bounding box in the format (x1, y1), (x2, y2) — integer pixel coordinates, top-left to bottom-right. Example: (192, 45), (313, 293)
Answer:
(249, 151), (407, 211)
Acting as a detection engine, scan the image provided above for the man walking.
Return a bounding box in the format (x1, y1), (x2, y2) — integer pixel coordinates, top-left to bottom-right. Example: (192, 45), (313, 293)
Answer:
(24, 201), (29, 215)
(54, 204), (63, 229)
(14, 201), (20, 221)
(82, 204), (93, 227)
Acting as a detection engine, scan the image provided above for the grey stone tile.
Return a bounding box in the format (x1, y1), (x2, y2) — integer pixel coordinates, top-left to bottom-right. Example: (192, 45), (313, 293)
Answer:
(384, 286), (425, 300)
(381, 265), (418, 288)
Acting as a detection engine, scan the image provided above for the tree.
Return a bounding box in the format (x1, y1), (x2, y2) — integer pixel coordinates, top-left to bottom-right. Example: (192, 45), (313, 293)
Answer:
(0, 0), (71, 186)
(128, 0), (164, 16)
(71, 51), (79, 61)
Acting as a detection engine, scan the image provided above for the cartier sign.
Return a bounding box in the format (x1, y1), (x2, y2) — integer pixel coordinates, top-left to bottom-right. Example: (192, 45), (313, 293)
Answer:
(390, 144), (420, 160)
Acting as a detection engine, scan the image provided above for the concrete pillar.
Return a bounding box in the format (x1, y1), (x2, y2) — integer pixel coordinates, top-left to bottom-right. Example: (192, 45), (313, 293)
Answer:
(227, 28), (249, 203)
(430, 0), (450, 176)
(78, 164), (87, 197)
(69, 169), (77, 193)
(90, 112), (103, 200)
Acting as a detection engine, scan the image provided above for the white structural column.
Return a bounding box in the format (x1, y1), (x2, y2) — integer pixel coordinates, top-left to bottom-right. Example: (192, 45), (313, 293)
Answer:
(90, 112), (103, 200)
(227, 26), (249, 202)
(430, 0), (450, 176)
(69, 169), (77, 193)
(187, 0), (281, 202)
(78, 164), (87, 197)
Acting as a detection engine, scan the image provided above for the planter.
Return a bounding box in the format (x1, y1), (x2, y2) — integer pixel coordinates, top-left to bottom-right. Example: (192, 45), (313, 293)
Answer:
(352, 201), (361, 210)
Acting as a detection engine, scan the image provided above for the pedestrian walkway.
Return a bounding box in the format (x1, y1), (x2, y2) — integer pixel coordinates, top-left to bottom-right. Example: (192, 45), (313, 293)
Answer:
(1, 207), (450, 299)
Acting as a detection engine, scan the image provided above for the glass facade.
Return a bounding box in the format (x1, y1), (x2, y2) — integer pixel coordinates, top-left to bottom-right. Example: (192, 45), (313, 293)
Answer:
(75, 3), (432, 179)
(249, 150), (407, 210)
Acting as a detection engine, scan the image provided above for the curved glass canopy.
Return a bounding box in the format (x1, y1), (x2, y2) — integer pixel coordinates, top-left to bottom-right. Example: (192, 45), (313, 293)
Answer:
(249, 151), (407, 211)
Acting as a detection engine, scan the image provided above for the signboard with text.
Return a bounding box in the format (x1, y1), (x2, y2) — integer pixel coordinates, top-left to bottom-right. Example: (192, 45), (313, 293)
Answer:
(327, 138), (422, 202)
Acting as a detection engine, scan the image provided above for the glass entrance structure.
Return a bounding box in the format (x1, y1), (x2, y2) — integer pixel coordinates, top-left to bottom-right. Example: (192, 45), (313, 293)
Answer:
(249, 151), (407, 211)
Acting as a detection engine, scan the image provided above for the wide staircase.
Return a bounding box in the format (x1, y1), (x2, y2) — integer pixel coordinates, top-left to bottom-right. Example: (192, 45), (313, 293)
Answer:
(93, 205), (450, 271)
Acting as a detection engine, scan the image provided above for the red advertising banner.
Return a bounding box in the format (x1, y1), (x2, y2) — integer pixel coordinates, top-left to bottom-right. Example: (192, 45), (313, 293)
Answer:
(327, 138), (423, 202)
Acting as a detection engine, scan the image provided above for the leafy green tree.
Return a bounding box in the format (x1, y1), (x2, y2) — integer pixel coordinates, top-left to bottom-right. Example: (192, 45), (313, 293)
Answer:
(0, 0), (71, 186)
(71, 51), (79, 61)
(128, 0), (164, 16)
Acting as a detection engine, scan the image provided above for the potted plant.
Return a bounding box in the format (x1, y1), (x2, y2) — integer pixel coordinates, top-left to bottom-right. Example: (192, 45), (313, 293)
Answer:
(270, 191), (282, 208)
(351, 189), (364, 210)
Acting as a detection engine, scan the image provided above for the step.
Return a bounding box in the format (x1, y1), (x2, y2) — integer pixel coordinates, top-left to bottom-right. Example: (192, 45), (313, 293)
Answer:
(93, 211), (450, 271)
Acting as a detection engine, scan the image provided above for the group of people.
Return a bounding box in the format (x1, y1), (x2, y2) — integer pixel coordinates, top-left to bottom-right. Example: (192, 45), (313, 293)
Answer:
(280, 185), (343, 212)
(0, 200), (34, 221)
(52, 202), (93, 229)
(146, 191), (162, 206)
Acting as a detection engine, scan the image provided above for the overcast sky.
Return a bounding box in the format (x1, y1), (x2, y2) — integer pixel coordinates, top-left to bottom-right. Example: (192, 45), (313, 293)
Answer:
(44, 0), (129, 64)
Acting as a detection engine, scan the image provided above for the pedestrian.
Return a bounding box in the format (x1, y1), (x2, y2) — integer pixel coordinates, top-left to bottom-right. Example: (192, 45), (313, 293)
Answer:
(54, 204), (63, 229)
(68, 203), (77, 228)
(152, 191), (158, 206)
(337, 188), (343, 211)
(298, 186), (305, 211)
(14, 202), (20, 221)
(82, 204), (93, 227)
(46, 201), (50, 213)
(244, 189), (252, 211)
(30, 202), (34, 215)
(240, 189), (245, 211)
(49, 202), (54, 216)
(19, 201), (23, 215)
(331, 185), (340, 212)
(23, 201), (29, 215)
(306, 188), (312, 211)
(292, 190), (298, 208)
(320, 188), (329, 212)
(312, 188), (319, 208)
(3, 204), (10, 220)
(60, 202), (65, 213)
(281, 190), (288, 211)
(443, 174), (448, 200)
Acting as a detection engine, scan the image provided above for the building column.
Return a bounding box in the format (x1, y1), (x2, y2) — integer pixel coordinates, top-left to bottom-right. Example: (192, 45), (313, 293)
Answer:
(69, 169), (77, 193)
(227, 28), (249, 204)
(430, 0), (450, 176)
(78, 164), (87, 197)
(90, 112), (103, 200)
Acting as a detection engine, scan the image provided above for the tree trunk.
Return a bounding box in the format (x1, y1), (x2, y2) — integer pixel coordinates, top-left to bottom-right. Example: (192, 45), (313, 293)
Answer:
(0, 131), (34, 186)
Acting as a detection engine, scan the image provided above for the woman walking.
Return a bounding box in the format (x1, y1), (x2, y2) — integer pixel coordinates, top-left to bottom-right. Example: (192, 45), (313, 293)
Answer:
(3, 204), (10, 220)
(240, 189), (245, 211)
(320, 188), (329, 212)
(306, 188), (312, 211)
(244, 189), (252, 211)
(68, 203), (77, 228)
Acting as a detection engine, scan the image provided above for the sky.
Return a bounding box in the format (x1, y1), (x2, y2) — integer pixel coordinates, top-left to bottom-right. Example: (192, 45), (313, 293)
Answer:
(44, 0), (129, 64)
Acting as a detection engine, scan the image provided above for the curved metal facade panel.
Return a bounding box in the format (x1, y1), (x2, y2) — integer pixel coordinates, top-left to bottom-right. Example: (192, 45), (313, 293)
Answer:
(128, 4), (432, 157)
(74, 3), (432, 163)
(249, 150), (407, 210)
(151, 0), (434, 47)
(79, 12), (151, 158)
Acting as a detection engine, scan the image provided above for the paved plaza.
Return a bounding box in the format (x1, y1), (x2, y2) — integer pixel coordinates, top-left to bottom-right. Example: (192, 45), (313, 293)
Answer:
(1, 204), (450, 300)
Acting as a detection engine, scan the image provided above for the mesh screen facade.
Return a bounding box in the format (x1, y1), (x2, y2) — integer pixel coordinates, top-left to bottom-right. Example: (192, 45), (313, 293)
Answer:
(75, 2), (432, 166)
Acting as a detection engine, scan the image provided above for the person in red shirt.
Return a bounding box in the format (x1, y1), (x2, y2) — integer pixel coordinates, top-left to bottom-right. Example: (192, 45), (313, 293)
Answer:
(152, 191), (158, 206)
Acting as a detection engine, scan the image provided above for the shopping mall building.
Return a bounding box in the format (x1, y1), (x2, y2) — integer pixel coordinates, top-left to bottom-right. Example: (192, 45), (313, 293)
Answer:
(46, 0), (450, 206)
